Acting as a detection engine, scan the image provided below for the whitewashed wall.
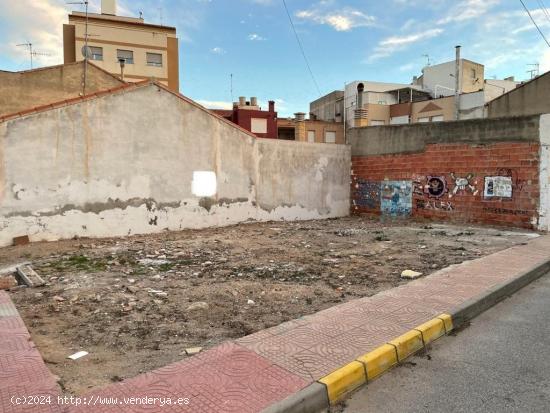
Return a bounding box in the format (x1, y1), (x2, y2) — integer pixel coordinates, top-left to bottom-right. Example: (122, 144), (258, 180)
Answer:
(0, 84), (351, 247)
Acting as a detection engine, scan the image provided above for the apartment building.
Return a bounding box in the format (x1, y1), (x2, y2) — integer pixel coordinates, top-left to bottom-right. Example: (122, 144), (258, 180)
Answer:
(311, 53), (519, 128)
(278, 114), (344, 144)
(63, 0), (179, 92)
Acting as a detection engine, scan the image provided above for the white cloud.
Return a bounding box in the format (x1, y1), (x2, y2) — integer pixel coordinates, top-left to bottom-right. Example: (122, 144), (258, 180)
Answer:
(211, 47), (226, 54)
(248, 33), (266, 41)
(296, 5), (376, 32)
(438, 0), (500, 25)
(541, 49), (550, 73)
(0, 0), (71, 69)
(369, 28), (443, 61)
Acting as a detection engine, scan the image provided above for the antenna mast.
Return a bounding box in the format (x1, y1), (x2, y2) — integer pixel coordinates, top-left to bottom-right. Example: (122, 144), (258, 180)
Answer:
(67, 0), (89, 95)
(16, 42), (50, 69)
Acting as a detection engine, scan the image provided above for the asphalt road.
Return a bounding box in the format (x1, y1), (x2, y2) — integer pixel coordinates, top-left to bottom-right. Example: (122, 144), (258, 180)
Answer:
(342, 272), (550, 413)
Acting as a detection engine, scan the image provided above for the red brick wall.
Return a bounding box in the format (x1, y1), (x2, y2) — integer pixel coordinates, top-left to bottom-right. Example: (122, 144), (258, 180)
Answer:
(351, 142), (541, 229)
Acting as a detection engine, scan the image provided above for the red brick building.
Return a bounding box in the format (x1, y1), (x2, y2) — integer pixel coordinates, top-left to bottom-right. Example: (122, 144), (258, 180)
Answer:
(213, 97), (278, 139)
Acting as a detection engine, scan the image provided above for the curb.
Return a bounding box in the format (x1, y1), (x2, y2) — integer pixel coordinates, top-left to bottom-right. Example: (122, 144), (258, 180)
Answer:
(262, 259), (550, 413)
(450, 259), (550, 329)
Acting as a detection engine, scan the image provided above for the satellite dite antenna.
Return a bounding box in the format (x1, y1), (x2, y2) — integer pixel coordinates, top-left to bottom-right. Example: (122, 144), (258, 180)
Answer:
(16, 42), (50, 69)
(67, 0), (90, 95)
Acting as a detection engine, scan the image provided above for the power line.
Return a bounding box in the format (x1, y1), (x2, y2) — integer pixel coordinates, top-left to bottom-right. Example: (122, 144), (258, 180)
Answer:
(520, 0), (550, 47)
(537, 0), (550, 23)
(281, 0), (322, 96)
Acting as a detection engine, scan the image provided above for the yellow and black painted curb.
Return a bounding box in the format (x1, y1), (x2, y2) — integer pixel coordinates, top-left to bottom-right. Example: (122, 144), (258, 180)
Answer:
(262, 259), (550, 413)
(318, 314), (453, 405)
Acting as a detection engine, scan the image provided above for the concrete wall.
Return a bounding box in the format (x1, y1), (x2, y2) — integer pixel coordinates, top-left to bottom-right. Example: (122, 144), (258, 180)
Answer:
(487, 72), (550, 118)
(350, 116), (548, 230)
(0, 62), (123, 117)
(541, 114), (550, 231)
(0, 84), (351, 247)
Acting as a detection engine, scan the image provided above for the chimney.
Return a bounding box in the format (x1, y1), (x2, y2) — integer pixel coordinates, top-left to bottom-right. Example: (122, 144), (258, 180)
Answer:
(239, 96), (246, 107)
(268, 100), (275, 112)
(102, 0), (117, 15)
(250, 97), (258, 107)
(294, 112), (306, 141)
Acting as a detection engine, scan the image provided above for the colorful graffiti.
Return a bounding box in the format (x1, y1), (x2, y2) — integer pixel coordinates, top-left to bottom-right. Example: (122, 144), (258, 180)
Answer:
(450, 173), (479, 198)
(381, 181), (412, 216)
(484, 176), (513, 199)
(413, 176), (448, 199)
(355, 180), (381, 209)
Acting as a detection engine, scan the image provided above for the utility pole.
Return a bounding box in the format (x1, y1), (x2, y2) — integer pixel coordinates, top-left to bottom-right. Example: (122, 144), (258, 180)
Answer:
(67, 1), (89, 95)
(455, 45), (461, 121)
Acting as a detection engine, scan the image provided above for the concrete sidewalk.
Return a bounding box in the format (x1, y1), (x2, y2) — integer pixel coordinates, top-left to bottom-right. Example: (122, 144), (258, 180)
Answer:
(1, 235), (550, 413)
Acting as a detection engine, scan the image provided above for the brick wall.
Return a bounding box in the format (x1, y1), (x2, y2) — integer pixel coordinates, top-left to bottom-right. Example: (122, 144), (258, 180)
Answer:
(351, 142), (541, 229)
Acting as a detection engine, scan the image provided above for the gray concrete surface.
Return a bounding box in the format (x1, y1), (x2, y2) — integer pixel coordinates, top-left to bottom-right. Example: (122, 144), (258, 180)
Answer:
(342, 272), (550, 413)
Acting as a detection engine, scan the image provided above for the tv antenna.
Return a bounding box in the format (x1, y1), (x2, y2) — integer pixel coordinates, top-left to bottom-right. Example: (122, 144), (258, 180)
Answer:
(230, 73), (234, 102)
(67, 0), (90, 95)
(16, 42), (51, 69)
(527, 63), (540, 79)
(422, 54), (431, 66)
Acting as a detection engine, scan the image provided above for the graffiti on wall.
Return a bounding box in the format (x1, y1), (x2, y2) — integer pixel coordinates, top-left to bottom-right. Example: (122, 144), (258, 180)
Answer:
(413, 176), (449, 199)
(484, 176), (513, 199)
(449, 173), (479, 198)
(381, 181), (412, 216)
(416, 199), (454, 211)
(355, 180), (381, 209)
(483, 169), (525, 200)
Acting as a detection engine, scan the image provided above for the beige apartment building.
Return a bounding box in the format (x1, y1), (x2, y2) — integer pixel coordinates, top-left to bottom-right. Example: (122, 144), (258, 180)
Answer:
(278, 114), (345, 144)
(63, 0), (179, 92)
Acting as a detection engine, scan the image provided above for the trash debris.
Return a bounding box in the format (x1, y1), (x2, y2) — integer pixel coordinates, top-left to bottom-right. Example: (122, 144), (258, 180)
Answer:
(53, 296), (66, 302)
(185, 347), (202, 355)
(16, 265), (45, 288)
(401, 270), (423, 279)
(68, 351), (89, 360)
(138, 259), (170, 266)
(13, 235), (30, 246)
(247, 299), (255, 305)
(186, 301), (209, 311)
(147, 289), (168, 297)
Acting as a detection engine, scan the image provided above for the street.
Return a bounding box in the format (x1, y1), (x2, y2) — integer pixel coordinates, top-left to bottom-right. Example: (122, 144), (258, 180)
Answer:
(342, 273), (550, 413)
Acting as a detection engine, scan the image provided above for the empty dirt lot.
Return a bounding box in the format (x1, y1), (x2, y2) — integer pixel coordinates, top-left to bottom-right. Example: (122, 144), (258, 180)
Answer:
(1, 216), (537, 395)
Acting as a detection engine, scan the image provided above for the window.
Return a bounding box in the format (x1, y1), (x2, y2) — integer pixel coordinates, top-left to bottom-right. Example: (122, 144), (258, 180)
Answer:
(89, 46), (103, 61)
(117, 49), (134, 64)
(251, 118), (267, 134)
(471, 68), (476, 78)
(418, 117), (430, 123)
(307, 130), (315, 143)
(147, 52), (163, 67)
(325, 131), (336, 144)
(370, 120), (385, 126)
(431, 115), (444, 122)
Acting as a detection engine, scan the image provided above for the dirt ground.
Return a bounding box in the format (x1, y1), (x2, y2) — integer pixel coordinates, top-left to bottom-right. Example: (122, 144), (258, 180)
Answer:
(1, 216), (537, 395)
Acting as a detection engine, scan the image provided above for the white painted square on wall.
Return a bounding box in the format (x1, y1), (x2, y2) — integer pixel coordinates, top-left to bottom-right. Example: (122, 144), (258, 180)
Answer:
(192, 171), (217, 197)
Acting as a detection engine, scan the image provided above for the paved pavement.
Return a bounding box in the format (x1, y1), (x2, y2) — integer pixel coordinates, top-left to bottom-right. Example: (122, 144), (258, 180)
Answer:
(343, 272), (550, 413)
(1, 235), (550, 412)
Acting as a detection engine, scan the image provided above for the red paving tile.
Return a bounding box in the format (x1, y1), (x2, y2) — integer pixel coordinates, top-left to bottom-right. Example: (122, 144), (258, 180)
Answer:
(1, 236), (550, 412)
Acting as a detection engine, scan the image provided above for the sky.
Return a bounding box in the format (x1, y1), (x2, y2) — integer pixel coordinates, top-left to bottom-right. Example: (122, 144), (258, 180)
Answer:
(1, 0), (550, 116)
